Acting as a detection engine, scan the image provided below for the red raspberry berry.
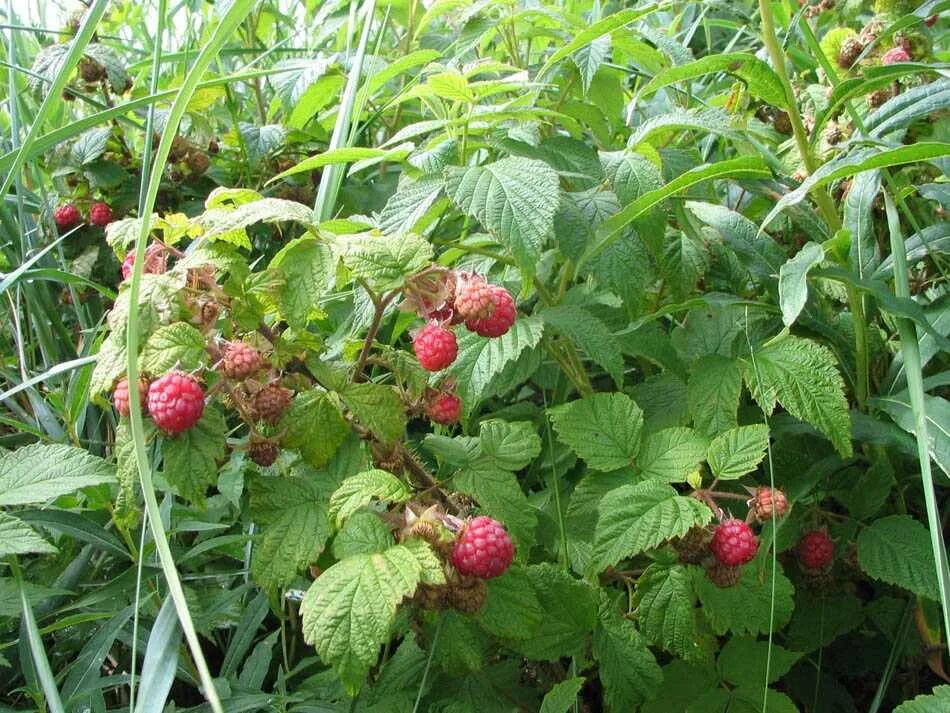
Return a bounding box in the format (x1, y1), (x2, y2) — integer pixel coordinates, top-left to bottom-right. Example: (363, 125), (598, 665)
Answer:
(89, 201), (113, 227)
(221, 341), (263, 379)
(881, 47), (911, 65)
(255, 383), (292, 424)
(454, 273), (496, 321)
(465, 285), (516, 338)
(451, 516), (514, 579)
(413, 323), (458, 371)
(426, 392), (461, 425)
(121, 243), (168, 281)
(710, 518), (758, 567)
(798, 530), (834, 571)
(54, 204), (81, 231)
(113, 376), (149, 418)
(750, 486), (788, 523)
(706, 563), (741, 588)
(248, 440), (280, 467)
(146, 371), (205, 434)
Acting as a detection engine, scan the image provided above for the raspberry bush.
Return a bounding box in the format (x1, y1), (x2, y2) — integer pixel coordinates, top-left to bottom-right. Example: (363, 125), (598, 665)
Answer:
(1, 1), (948, 712)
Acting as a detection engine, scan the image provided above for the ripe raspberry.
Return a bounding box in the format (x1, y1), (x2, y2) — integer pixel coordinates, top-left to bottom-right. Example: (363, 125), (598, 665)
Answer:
(454, 273), (496, 321)
(221, 341), (263, 379)
(89, 201), (113, 227)
(426, 392), (461, 425)
(146, 371), (205, 434)
(881, 47), (911, 65)
(798, 530), (834, 571)
(465, 285), (516, 338)
(446, 577), (487, 614)
(255, 383), (292, 424)
(451, 516), (514, 579)
(710, 518), (758, 567)
(750, 487), (789, 523)
(248, 440), (279, 467)
(413, 323), (458, 371)
(121, 243), (167, 281)
(113, 377), (149, 418)
(673, 526), (712, 564)
(706, 563), (741, 588)
(54, 204), (81, 231)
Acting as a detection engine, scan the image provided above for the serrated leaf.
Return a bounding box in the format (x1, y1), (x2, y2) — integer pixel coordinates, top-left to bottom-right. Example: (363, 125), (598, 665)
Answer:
(706, 425), (770, 480)
(70, 127), (112, 166)
(478, 420), (542, 471)
(378, 174), (444, 235)
(856, 515), (940, 600)
(83, 43), (130, 93)
(592, 481), (712, 572)
(341, 383), (407, 444)
(248, 476), (331, 590)
(340, 232), (433, 290)
(162, 408), (227, 505)
(632, 563), (701, 661)
(199, 198), (316, 245)
(332, 511), (394, 559)
(89, 332), (127, 399)
(893, 685), (950, 713)
(476, 566), (543, 639)
(300, 545), (425, 695)
(564, 470), (631, 573)
(542, 305), (624, 387)
(573, 35), (611, 94)
(594, 595), (663, 709)
(694, 559), (795, 635)
(512, 564), (597, 661)
(600, 150), (663, 206)
(745, 336), (852, 457)
(638, 52), (788, 107)
(540, 677), (585, 713)
(779, 242), (824, 327)
(453, 467), (537, 551)
(139, 322), (207, 374)
(844, 170), (882, 280)
(0, 513), (56, 557)
(637, 427), (709, 483)
(688, 355), (742, 437)
(0, 443), (115, 506)
(279, 390), (350, 468)
(444, 157), (559, 276)
(269, 236), (335, 330)
(449, 314), (544, 412)
(717, 637), (800, 687)
(549, 392), (643, 471)
(328, 470), (411, 527)
(402, 539), (446, 585)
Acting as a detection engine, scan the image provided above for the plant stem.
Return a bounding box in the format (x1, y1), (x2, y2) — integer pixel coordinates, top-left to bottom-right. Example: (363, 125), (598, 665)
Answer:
(352, 285), (396, 383)
(757, 0), (839, 231)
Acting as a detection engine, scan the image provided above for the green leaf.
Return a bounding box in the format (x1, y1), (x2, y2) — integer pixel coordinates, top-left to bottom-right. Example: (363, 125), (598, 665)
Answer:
(706, 425), (770, 480)
(300, 545), (425, 695)
(600, 150), (663, 205)
(573, 35), (611, 94)
(542, 305), (624, 387)
(761, 143), (950, 230)
(0, 443), (115, 506)
(717, 636), (800, 687)
(269, 236), (335, 330)
(688, 355), (743, 436)
(637, 427), (709, 483)
(453, 466), (537, 551)
(638, 52), (788, 107)
(694, 558), (795, 635)
(17, 509), (128, 558)
(745, 336), (852, 457)
(70, 126), (111, 165)
(378, 174), (444, 235)
(449, 314), (544, 412)
(161, 407), (227, 505)
(331, 510), (394, 559)
(198, 197), (316, 243)
(512, 564), (598, 661)
(871, 393), (950, 479)
(476, 566), (544, 640)
(857, 515), (940, 600)
(632, 563), (702, 661)
(629, 107), (735, 148)
(593, 596), (663, 710)
(328, 469), (411, 527)
(271, 146), (412, 182)
(249, 475), (331, 590)
(444, 157), (560, 276)
(844, 170), (882, 281)
(341, 382), (406, 444)
(280, 390), (350, 469)
(778, 242), (824, 327)
(139, 322), (207, 374)
(540, 677), (585, 713)
(549, 392), (644, 471)
(340, 232), (433, 291)
(685, 201), (785, 280)
(564, 470), (632, 574)
(591, 481), (712, 572)
(478, 420), (542, 471)
(893, 685), (950, 713)
(641, 660), (719, 713)
(0, 513), (56, 557)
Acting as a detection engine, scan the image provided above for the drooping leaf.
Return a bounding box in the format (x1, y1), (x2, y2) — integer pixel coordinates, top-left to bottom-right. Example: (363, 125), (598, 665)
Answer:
(638, 52), (788, 107)
(0, 443), (115, 506)
(0, 513), (56, 558)
(328, 470), (411, 527)
(162, 407), (227, 505)
(778, 242), (824, 327)
(856, 515), (940, 600)
(542, 305), (624, 386)
(549, 392), (644, 471)
(636, 427), (709, 483)
(340, 232), (434, 291)
(279, 390), (350, 469)
(693, 558), (795, 635)
(706, 425), (770, 480)
(688, 355), (743, 436)
(594, 595), (663, 709)
(269, 236), (335, 330)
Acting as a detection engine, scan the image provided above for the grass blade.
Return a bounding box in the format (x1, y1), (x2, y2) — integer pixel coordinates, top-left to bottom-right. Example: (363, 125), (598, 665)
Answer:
(134, 595), (182, 713)
(13, 558), (65, 713)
